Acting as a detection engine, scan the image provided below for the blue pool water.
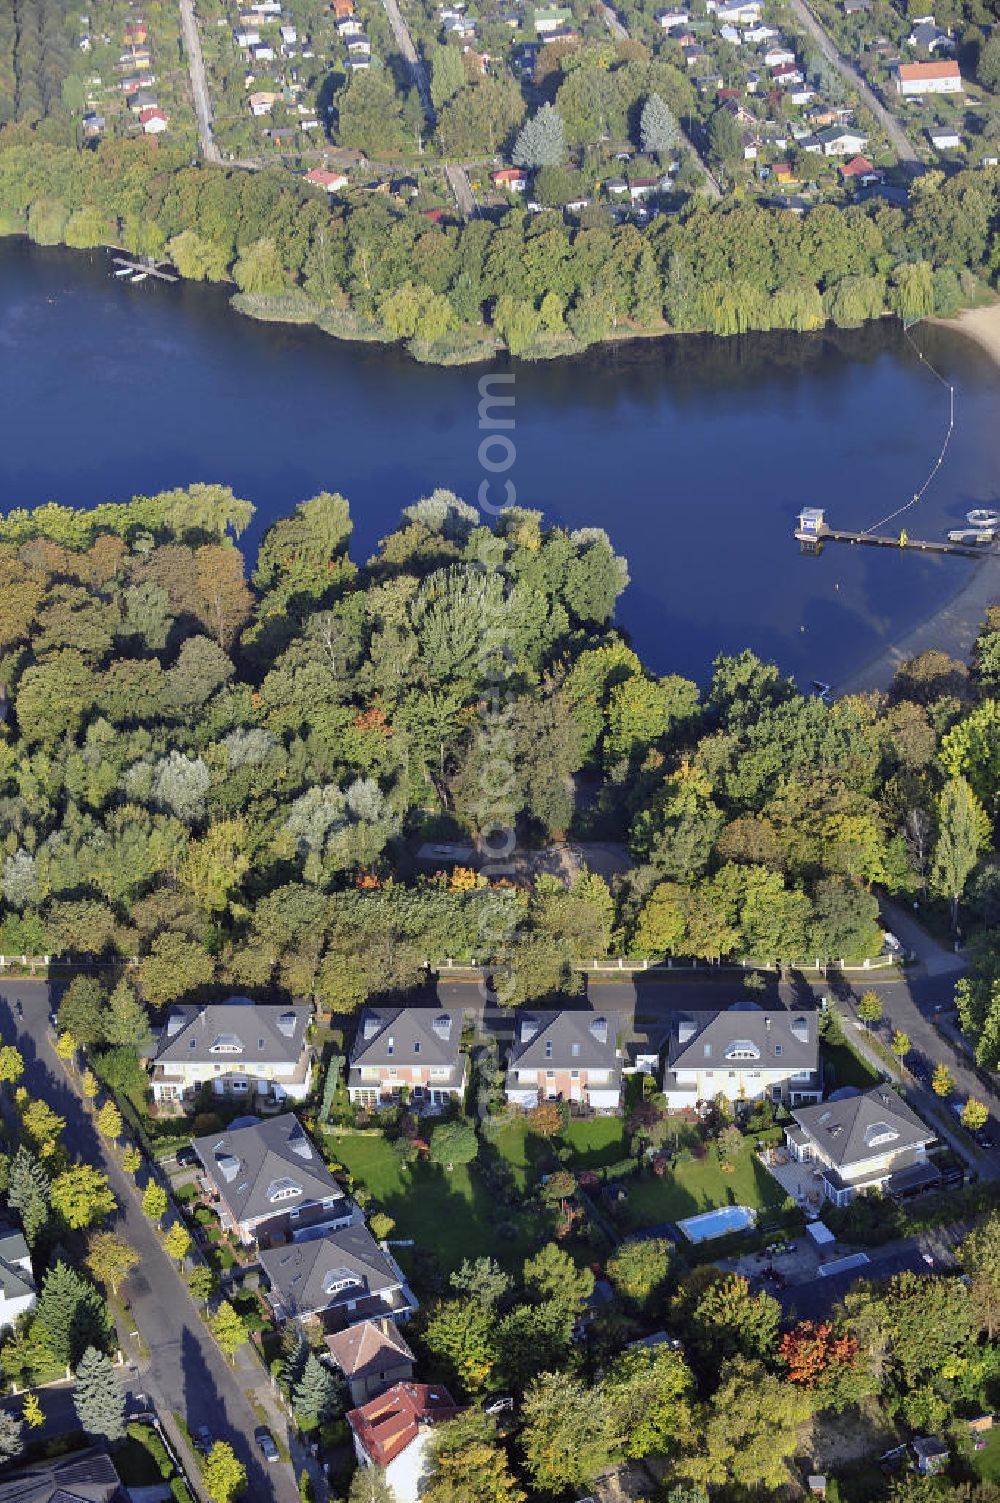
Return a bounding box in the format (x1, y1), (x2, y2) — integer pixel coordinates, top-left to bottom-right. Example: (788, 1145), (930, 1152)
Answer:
(678, 1205), (757, 1242)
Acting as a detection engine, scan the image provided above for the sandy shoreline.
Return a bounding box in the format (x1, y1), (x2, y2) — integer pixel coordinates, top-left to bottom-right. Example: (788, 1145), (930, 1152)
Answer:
(934, 298), (1000, 366)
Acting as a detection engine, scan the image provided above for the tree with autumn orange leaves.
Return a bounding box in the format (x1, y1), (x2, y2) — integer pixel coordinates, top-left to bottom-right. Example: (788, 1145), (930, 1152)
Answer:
(779, 1321), (871, 1410)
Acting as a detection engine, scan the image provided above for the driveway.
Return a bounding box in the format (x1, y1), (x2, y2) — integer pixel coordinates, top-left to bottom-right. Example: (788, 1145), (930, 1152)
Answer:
(0, 981), (301, 1503)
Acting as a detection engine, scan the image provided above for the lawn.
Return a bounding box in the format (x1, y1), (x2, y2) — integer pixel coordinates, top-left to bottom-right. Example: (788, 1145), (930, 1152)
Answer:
(561, 1116), (628, 1169)
(822, 1040), (881, 1093)
(491, 1119), (554, 1191)
(971, 1425), (1000, 1483)
(330, 1132), (537, 1275)
(623, 1139), (788, 1230)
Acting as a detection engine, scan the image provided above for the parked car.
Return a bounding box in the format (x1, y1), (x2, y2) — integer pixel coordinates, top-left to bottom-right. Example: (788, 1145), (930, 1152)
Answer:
(174, 1146), (197, 1168)
(484, 1396), (514, 1416)
(973, 1128), (995, 1150)
(255, 1427), (279, 1463)
(193, 1426), (213, 1456)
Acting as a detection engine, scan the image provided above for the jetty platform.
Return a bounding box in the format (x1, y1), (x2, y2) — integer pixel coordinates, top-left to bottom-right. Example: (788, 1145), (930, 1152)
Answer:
(794, 507), (997, 560)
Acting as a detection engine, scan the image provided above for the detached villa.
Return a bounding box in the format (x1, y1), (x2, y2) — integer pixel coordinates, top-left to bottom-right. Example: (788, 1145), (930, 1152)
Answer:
(151, 999), (313, 1106)
(327, 1318), (416, 1406)
(193, 1113), (352, 1246)
(348, 1384), (460, 1503)
(505, 1011), (621, 1111)
(663, 1004), (821, 1109)
(347, 1007), (466, 1112)
(0, 1225), (35, 1330)
(786, 1085), (938, 1206)
(259, 1222), (415, 1328)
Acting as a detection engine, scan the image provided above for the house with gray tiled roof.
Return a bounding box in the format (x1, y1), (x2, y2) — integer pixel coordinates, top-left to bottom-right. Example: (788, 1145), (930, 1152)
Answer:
(347, 1007), (466, 1113)
(663, 1004), (821, 1109)
(786, 1085), (937, 1206)
(0, 1445), (125, 1503)
(260, 1223), (415, 1328)
(193, 1113), (354, 1246)
(151, 998), (313, 1106)
(0, 1223), (35, 1329)
(505, 1010), (622, 1112)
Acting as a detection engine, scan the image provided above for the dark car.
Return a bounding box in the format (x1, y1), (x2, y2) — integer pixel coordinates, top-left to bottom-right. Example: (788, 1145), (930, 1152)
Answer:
(255, 1427), (279, 1463)
(974, 1128), (995, 1150)
(174, 1146), (197, 1168)
(193, 1425), (213, 1456)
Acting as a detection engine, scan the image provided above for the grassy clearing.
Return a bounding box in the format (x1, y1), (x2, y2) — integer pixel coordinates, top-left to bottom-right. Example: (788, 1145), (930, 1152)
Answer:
(821, 1040), (881, 1092)
(332, 1132), (536, 1274)
(560, 1116), (628, 1169)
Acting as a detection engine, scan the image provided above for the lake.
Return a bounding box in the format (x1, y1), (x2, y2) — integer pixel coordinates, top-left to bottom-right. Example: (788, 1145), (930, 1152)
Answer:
(3, 236), (1000, 685)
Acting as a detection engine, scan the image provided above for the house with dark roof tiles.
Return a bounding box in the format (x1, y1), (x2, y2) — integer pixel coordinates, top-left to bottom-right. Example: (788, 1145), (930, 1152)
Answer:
(786, 1085), (937, 1206)
(151, 998), (313, 1105)
(663, 1004), (821, 1108)
(505, 1010), (621, 1111)
(192, 1113), (353, 1246)
(347, 1007), (466, 1112)
(259, 1222), (415, 1327)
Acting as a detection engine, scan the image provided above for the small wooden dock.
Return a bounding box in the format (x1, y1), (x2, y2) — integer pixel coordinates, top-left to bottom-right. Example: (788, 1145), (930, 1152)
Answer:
(110, 254), (179, 283)
(795, 507), (997, 560)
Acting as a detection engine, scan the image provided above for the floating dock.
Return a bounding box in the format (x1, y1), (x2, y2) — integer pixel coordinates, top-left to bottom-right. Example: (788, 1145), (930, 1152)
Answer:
(795, 507), (997, 560)
(109, 254), (178, 283)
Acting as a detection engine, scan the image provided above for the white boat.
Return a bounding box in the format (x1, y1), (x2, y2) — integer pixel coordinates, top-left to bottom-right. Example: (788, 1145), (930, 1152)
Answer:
(113, 266), (134, 277)
(131, 271), (148, 283)
(967, 509), (999, 528)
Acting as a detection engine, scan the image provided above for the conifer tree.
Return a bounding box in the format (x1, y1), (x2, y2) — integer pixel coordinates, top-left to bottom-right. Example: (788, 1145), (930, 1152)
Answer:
(73, 1346), (126, 1442)
(640, 92), (680, 158)
(8, 1145), (50, 1245)
(0, 1409), (23, 1463)
(513, 105), (565, 168)
(292, 1351), (342, 1427)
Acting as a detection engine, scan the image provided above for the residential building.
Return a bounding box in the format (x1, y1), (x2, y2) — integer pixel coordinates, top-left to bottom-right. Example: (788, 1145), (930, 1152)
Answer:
(655, 8), (690, 27)
(249, 91), (277, 115)
(662, 1004), (822, 1109)
(771, 62), (805, 85)
(907, 20), (954, 51)
(533, 4), (571, 29)
(140, 107), (168, 133)
(347, 1007), (466, 1112)
(492, 166), (528, 189)
(839, 154), (883, 184)
(304, 168), (349, 191)
(817, 125), (867, 155)
(929, 127), (961, 149)
(0, 1447), (125, 1503)
(0, 1225), (35, 1330)
(785, 1085), (938, 1206)
(505, 1010), (622, 1111)
(151, 999), (313, 1105)
(193, 1112), (352, 1246)
(712, 0), (762, 22)
(763, 45), (796, 66)
(348, 1384), (460, 1503)
(893, 59), (962, 93)
(260, 1223), (415, 1327)
(327, 1317), (416, 1405)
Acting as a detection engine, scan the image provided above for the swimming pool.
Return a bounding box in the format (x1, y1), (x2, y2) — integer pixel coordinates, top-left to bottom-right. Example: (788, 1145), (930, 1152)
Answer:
(677, 1205), (757, 1243)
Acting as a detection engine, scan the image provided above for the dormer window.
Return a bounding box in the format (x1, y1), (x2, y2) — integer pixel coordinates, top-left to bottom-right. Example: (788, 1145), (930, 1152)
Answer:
(322, 1269), (362, 1297)
(267, 1177), (303, 1203)
(414, 1041), (421, 1055)
(724, 1040), (760, 1061)
(209, 1034), (244, 1055)
(864, 1123), (899, 1149)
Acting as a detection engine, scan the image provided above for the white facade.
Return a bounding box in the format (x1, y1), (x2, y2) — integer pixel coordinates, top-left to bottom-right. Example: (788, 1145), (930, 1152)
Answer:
(786, 1132), (929, 1207)
(894, 63), (962, 93)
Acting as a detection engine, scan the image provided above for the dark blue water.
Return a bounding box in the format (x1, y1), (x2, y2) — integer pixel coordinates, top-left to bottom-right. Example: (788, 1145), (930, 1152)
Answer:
(3, 237), (1000, 684)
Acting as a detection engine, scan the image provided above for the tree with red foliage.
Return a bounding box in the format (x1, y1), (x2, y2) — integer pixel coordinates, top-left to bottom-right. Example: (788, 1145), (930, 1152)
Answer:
(779, 1321), (867, 1409)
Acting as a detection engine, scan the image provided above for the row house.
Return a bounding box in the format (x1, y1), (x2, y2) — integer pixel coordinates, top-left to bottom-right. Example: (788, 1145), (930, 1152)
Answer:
(663, 1004), (822, 1109)
(347, 1007), (466, 1112)
(151, 999), (313, 1106)
(505, 1011), (622, 1111)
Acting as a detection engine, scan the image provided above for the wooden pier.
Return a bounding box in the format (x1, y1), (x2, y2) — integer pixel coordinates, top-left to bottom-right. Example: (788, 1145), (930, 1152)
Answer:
(795, 507), (998, 560)
(109, 254), (179, 283)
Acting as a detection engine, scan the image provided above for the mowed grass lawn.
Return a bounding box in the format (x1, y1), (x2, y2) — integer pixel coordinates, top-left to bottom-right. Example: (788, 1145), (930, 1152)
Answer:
(330, 1132), (536, 1274)
(561, 1116), (628, 1168)
(624, 1140), (787, 1229)
(971, 1426), (1000, 1483)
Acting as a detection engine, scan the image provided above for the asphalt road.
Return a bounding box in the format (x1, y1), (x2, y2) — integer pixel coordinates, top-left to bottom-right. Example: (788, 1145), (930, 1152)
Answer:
(0, 981), (300, 1503)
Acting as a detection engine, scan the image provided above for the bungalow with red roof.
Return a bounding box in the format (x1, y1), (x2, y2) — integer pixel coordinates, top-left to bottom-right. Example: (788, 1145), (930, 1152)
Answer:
(139, 106), (168, 133)
(492, 166), (527, 190)
(348, 1383), (460, 1503)
(839, 154), (883, 185)
(304, 167), (348, 191)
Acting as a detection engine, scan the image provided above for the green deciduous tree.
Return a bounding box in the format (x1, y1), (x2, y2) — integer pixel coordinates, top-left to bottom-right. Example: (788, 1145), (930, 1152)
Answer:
(85, 1230), (140, 1294)
(932, 777), (988, 931)
(429, 1120), (478, 1171)
(203, 1441), (247, 1503)
(50, 1164), (116, 1230)
(520, 1371), (612, 1495)
(210, 1301), (248, 1364)
(424, 1411), (525, 1503)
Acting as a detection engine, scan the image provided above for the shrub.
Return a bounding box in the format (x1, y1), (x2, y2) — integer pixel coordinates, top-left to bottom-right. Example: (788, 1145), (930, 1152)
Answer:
(171, 1479), (195, 1503)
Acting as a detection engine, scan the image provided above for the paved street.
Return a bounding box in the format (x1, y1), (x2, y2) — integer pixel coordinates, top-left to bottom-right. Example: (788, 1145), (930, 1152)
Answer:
(0, 981), (301, 1503)
(179, 0), (221, 163)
